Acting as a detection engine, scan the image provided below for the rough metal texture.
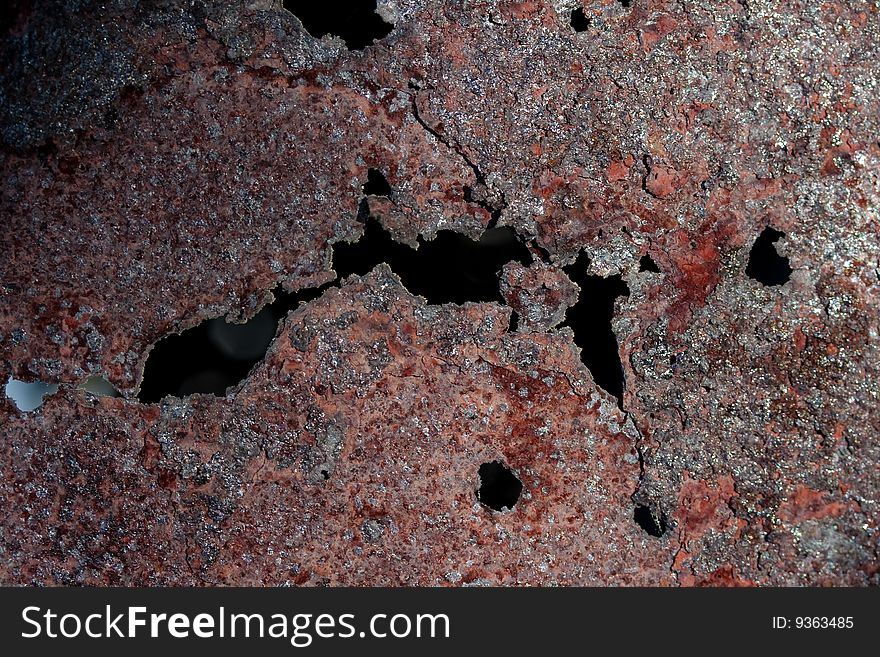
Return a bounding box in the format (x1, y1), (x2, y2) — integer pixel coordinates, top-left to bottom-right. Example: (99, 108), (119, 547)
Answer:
(1, 0), (878, 585)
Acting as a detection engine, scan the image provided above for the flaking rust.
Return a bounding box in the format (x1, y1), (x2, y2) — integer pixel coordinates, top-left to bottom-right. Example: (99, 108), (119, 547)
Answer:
(0, 0), (877, 585)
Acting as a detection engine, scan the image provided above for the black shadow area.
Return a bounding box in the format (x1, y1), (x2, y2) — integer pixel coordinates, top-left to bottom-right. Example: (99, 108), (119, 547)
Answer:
(283, 0), (393, 50)
(562, 252), (630, 407)
(477, 461), (523, 511)
(746, 226), (791, 286)
(333, 217), (532, 305)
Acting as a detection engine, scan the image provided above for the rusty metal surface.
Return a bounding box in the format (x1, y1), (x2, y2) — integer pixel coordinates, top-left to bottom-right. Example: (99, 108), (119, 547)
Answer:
(1, 0), (878, 585)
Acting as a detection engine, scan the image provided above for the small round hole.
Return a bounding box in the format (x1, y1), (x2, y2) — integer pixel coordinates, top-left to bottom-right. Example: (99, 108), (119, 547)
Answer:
(570, 7), (590, 32)
(634, 504), (668, 537)
(477, 461), (523, 511)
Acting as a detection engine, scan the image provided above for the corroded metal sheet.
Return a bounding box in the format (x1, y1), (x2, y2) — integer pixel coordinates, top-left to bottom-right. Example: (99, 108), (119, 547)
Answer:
(1, 0), (877, 585)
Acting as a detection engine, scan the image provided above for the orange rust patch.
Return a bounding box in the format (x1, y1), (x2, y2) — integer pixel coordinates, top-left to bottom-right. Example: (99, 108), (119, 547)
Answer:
(665, 218), (738, 333)
(645, 163), (679, 198)
(675, 474), (737, 543)
(777, 485), (854, 524)
(607, 154), (634, 182)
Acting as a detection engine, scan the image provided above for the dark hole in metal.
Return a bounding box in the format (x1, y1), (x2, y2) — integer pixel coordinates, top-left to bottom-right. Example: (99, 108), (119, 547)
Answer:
(639, 254), (660, 273)
(562, 252), (630, 408)
(333, 216), (532, 305)
(477, 461), (522, 511)
(283, 0), (392, 50)
(363, 168), (391, 197)
(634, 504), (667, 537)
(746, 226), (791, 286)
(570, 7), (590, 32)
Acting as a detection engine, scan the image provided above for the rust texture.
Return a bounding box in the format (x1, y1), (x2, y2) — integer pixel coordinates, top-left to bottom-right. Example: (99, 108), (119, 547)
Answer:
(1, 0), (878, 585)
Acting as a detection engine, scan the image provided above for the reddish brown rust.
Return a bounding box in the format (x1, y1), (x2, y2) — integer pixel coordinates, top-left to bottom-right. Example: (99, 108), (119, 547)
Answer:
(500, 261), (578, 331)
